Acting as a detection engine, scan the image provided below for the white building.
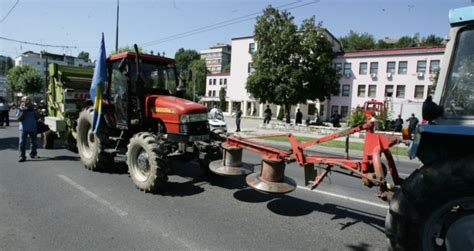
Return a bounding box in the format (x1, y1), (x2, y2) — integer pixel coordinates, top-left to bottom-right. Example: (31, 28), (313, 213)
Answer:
(224, 30), (343, 118)
(331, 47), (444, 120)
(200, 44), (231, 74)
(0, 75), (6, 98)
(14, 51), (93, 73)
(201, 71), (230, 109)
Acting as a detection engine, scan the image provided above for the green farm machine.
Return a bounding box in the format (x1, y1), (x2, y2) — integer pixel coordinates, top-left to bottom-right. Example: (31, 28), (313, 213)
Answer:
(43, 63), (94, 149)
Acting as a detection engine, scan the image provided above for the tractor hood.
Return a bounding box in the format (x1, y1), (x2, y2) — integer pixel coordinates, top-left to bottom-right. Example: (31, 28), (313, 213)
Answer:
(148, 95), (207, 115)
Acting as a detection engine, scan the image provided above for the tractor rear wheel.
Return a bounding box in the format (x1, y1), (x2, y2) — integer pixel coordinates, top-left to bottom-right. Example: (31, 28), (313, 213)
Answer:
(385, 155), (474, 251)
(127, 132), (168, 192)
(76, 108), (113, 170)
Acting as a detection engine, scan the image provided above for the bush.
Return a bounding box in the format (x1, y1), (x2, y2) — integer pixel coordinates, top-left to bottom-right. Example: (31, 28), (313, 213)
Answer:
(347, 108), (367, 127)
(277, 107), (284, 121)
(376, 108), (390, 131)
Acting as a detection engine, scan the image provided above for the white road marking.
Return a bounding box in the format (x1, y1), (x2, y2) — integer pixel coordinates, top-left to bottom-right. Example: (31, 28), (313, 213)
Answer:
(297, 185), (389, 209)
(58, 175), (128, 217)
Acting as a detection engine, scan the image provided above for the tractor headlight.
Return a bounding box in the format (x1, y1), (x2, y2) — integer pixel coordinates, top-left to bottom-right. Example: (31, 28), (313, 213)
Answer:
(179, 113), (208, 123)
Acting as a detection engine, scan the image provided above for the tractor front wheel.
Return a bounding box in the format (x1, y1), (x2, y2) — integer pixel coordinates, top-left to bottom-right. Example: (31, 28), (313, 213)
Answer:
(385, 155), (474, 250)
(127, 132), (168, 192)
(76, 108), (113, 170)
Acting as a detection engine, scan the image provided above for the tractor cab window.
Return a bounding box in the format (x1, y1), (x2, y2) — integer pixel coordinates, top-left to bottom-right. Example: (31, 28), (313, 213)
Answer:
(140, 62), (177, 93)
(442, 27), (474, 118)
(110, 68), (129, 127)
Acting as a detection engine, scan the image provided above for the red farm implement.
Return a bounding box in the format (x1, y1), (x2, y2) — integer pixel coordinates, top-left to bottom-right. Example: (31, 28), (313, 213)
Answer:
(209, 121), (403, 201)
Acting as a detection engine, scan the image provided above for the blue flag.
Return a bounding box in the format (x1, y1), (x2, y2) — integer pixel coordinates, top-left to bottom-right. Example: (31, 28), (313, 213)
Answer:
(90, 33), (107, 134)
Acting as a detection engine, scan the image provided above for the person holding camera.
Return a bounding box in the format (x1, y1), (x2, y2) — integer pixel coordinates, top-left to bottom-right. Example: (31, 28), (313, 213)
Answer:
(16, 96), (40, 162)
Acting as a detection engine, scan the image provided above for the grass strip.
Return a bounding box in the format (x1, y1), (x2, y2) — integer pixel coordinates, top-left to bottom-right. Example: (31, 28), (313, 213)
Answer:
(261, 136), (408, 156)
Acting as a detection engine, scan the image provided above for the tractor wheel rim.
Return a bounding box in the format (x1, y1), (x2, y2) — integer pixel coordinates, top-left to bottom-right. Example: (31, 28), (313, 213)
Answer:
(133, 149), (150, 182)
(423, 197), (474, 251)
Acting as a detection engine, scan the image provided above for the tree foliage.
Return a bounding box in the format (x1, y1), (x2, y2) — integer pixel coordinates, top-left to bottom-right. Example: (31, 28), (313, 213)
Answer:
(77, 51), (90, 62)
(340, 32), (444, 51)
(6, 64), (44, 95)
(187, 59), (208, 100)
(0, 56), (14, 75)
(174, 48), (200, 88)
(219, 87), (227, 111)
(247, 6), (339, 120)
(339, 30), (375, 51)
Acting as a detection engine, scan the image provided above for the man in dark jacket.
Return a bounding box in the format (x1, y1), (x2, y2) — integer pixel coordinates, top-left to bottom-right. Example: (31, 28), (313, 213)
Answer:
(394, 115), (404, 132)
(235, 107), (242, 132)
(406, 113), (419, 139)
(16, 96), (39, 162)
(263, 105), (272, 124)
(295, 108), (303, 125)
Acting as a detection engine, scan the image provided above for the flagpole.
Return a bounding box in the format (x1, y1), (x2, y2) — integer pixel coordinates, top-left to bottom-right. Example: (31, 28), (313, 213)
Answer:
(115, 0), (119, 52)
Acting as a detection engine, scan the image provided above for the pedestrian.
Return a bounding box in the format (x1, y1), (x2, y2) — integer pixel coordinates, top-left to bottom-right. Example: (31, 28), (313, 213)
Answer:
(263, 105), (272, 124)
(209, 105), (219, 119)
(330, 111), (342, 128)
(406, 113), (419, 139)
(0, 97), (9, 126)
(394, 114), (404, 132)
(295, 108), (303, 125)
(16, 96), (40, 162)
(235, 107), (242, 132)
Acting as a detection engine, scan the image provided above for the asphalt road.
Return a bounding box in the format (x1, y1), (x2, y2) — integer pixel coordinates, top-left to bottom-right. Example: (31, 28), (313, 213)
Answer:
(0, 118), (421, 250)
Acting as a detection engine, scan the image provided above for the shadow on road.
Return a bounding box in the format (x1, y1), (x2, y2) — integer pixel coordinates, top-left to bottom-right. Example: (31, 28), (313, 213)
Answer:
(266, 196), (385, 232)
(0, 137), (18, 150)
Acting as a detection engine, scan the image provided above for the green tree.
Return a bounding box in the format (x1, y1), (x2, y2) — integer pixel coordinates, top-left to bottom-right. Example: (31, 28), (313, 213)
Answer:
(174, 48), (200, 89)
(375, 39), (393, 49)
(421, 34), (443, 47)
(111, 45), (144, 55)
(0, 55), (14, 75)
(219, 87), (227, 111)
(395, 34), (420, 48)
(247, 6), (339, 123)
(187, 59), (208, 101)
(339, 30), (375, 51)
(6, 65), (44, 95)
(77, 51), (90, 62)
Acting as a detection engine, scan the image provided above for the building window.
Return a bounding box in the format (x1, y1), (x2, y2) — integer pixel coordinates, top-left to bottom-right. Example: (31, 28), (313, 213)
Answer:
(249, 43), (256, 53)
(385, 85), (394, 97)
(37, 62), (41, 65)
(334, 63), (342, 73)
(331, 105), (339, 115)
(319, 104), (325, 116)
(430, 60), (440, 73)
(219, 79), (223, 85)
(342, 85), (350, 96)
(213, 79), (216, 85)
(359, 62), (367, 75)
(396, 85), (406, 98)
(208, 91), (212, 96)
(417, 60), (427, 73)
(387, 61), (396, 73)
(415, 85), (424, 99)
(209, 79), (212, 86)
(398, 61), (408, 74)
(212, 90), (216, 97)
(224, 78), (227, 85)
(308, 104), (316, 116)
(368, 85), (377, 97)
(357, 85), (366, 97)
(248, 63), (254, 73)
(341, 106), (349, 118)
(370, 62), (379, 74)
(343, 63), (352, 76)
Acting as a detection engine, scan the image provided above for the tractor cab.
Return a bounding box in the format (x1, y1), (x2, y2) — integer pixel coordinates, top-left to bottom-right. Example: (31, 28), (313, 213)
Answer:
(106, 52), (178, 130)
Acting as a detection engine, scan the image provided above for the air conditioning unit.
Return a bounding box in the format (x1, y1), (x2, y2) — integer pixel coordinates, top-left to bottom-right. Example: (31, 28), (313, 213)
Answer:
(344, 73), (351, 78)
(387, 72), (393, 78)
(418, 72), (425, 78)
(371, 73), (377, 79)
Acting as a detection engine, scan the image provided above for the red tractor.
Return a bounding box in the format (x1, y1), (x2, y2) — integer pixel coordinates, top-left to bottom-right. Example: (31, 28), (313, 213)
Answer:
(76, 46), (221, 192)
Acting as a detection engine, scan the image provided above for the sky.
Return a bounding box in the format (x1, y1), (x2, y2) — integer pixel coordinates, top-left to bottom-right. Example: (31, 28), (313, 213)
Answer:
(0, 0), (471, 61)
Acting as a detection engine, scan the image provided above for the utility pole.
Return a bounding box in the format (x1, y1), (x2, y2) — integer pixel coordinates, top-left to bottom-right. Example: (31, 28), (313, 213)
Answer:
(115, 0), (119, 52)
